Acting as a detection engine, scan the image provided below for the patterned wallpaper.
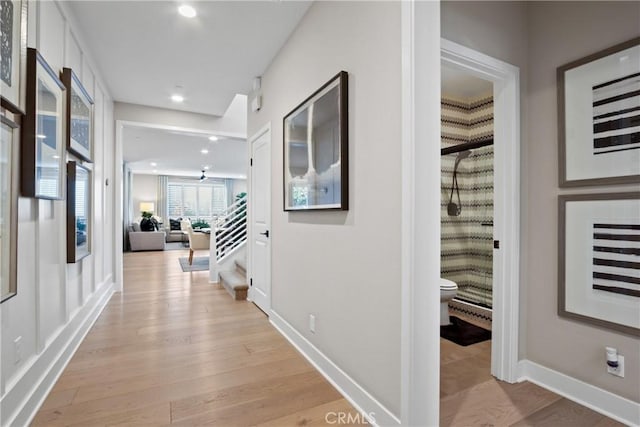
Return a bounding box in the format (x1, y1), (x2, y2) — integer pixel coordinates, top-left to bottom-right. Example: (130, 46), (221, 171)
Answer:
(441, 95), (494, 308)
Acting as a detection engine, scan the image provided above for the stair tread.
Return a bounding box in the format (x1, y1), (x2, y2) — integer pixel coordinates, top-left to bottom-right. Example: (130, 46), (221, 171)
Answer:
(219, 269), (248, 290)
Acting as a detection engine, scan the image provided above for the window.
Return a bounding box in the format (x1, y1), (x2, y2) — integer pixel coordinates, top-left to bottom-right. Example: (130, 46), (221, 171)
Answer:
(167, 180), (227, 221)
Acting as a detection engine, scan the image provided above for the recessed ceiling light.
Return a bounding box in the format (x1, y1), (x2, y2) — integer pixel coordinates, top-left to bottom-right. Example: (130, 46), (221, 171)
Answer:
(201, 149), (209, 154)
(203, 165), (210, 170)
(36, 134), (46, 139)
(52, 155), (60, 159)
(208, 135), (219, 142)
(153, 169), (158, 173)
(178, 4), (196, 18)
(171, 94), (184, 103)
(150, 162), (157, 167)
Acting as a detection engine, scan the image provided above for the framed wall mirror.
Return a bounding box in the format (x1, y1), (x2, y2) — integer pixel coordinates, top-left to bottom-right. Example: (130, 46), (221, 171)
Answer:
(61, 67), (93, 162)
(67, 161), (91, 263)
(283, 71), (348, 211)
(0, 0), (28, 115)
(22, 48), (66, 200)
(1, 110), (20, 302)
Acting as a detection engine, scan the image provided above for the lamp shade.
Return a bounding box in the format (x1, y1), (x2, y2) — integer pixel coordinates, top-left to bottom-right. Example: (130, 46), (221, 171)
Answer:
(139, 202), (155, 213)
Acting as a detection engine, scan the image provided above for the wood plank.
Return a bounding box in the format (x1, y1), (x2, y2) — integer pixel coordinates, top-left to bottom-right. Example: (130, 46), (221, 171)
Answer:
(66, 402), (171, 427)
(34, 353), (314, 425)
(440, 379), (562, 426)
(510, 398), (626, 427)
(257, 398), (369, 426)
(440, 354), (493, 398)
(171, 376), (341, 426)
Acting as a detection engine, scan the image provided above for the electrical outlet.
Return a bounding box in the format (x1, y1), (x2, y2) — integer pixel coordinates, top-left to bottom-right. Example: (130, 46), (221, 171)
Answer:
(309, 314), (316, 334)
(14, 336), (22, 365)
(608, 355), (625, 378)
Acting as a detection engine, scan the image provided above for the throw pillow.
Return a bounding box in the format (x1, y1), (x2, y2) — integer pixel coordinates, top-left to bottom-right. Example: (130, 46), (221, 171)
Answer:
(140, 217), (158, 232)
(170, 219), (181, 231)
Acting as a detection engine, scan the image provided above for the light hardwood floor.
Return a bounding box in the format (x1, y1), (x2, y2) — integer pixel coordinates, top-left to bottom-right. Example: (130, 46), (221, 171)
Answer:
(32, 249), (623, 426)
(32, 250), (363, 426)
(440, 338), (624, 426)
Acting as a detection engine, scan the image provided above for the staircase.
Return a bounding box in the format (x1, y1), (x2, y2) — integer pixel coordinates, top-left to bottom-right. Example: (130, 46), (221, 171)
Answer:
(209, 193), (249, 300)
(219, 257), (248, 300)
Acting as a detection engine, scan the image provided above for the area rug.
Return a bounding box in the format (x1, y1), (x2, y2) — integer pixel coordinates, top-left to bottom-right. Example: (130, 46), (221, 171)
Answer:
(178, 257), (209, 272)
(440, 316), (491, 346)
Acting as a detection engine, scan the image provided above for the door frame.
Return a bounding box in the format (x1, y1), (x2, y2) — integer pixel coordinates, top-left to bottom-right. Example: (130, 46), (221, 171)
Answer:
(247, 122), (272, 313)
(399, 6), (521, 421)
(441, 39), (522, 382)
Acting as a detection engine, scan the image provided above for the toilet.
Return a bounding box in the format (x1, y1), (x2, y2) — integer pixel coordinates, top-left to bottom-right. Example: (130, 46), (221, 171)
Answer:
(440, 278), (458, 326)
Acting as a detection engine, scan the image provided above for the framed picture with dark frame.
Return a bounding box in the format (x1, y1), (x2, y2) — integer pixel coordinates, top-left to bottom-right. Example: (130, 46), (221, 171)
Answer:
(0, 0), (28, 115)
(283, 71), (348, 211)
(22, 48), (66, 200)
(558, 192), (640, 336)
(0, 109), (20, 303)
(61, 67), (93, 162)
(67, 161), (91, 263)
(557, 37), (640, 187)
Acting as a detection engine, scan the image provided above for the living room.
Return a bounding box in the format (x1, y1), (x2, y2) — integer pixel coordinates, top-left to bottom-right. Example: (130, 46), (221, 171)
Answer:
(121, 98), (249, 253)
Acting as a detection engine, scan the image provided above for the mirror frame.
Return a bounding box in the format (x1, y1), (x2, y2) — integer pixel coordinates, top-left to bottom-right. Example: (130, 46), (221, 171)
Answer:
(283, 71), (348, 211)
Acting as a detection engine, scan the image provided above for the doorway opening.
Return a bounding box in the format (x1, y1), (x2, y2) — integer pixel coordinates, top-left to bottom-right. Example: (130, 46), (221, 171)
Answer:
(440, 66), (495, 398)
(440, 39), (521, 387)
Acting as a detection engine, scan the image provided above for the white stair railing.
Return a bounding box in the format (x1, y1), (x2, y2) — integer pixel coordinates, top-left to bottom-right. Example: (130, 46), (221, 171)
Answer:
(214, 194), (247, 261)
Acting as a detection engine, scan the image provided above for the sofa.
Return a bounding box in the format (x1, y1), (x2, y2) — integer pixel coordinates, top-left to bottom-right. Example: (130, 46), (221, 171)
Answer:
(128, 223), (166, 251)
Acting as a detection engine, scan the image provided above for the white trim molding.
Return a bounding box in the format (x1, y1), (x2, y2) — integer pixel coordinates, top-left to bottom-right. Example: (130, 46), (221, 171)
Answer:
(1, 280), (114, 426)
(518, 360), (640, 426)
(270, 311), (400, 427)
(400, 2), (442, 426)
(441, 38), (522, 383)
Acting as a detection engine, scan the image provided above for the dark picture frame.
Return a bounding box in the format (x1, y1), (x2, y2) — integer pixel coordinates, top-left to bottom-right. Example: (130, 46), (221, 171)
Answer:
(22, 48), (66, 200)
(66, 161), (91, 263)
(0, 0), (28, 115)
(283, 71), (348, 211)
(0, 110), (20, 303)
(558, 37), (640, 187)
(558, 192), (640, 336)
(61, 67), (93, 162)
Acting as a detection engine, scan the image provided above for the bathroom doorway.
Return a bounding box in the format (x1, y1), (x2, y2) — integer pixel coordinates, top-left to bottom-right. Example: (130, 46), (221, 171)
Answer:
(440, 39), (521, 385)
(439, 65), (495, 399)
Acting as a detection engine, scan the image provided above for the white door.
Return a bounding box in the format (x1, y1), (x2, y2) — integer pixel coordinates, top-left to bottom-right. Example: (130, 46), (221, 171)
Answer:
(249, 126), (271, 314)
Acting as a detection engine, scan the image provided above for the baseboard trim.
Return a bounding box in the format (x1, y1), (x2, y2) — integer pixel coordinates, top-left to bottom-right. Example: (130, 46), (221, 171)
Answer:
(518, 360), (640, 426)
(269, 310), (400, 427)
(1, 281), (115, 426)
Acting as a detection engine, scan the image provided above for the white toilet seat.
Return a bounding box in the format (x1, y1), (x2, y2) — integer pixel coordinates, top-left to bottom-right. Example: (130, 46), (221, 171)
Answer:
(440, 278), (458, 290)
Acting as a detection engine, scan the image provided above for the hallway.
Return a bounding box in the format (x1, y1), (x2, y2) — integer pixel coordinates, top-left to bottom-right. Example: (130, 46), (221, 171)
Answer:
(32, 250), (361, 425)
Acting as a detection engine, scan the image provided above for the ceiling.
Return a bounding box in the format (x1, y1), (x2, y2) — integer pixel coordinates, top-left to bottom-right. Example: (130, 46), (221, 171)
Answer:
(68, 1), (312, 116)
(68, 1), (312, 179)
(441, 64), (493, 100)
(123, 125), (247, 179)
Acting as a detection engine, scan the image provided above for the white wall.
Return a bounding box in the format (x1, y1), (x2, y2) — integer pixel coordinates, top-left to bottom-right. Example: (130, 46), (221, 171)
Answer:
(247, 1), (403, 417)
(0, 1), (116, 424)
(232, 179), (247, 197)
(442, 0), (640, 406)
(525, 1), (639, 403)
(131, 174), (158, 220)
